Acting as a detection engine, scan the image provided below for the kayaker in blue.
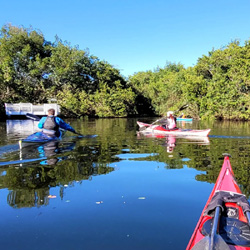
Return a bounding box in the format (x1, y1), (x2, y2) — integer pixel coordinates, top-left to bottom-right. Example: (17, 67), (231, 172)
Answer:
(38, 108), (76, 137)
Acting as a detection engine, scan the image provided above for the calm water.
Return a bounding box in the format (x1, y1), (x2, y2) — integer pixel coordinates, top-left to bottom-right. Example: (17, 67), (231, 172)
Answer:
(1, 118), (250, 250)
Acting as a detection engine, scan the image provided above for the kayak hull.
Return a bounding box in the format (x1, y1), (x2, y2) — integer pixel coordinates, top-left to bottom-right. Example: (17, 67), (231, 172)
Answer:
(176, 118), (193, 122)
(137, 121), (210, 137)
(186, 155), (250, 250)
(19, 130), (65, 148)
(137, 132), (210, 145)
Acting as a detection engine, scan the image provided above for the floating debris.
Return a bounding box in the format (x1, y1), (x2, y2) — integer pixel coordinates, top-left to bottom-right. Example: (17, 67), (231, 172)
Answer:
(138, 197), (146, 200)
(96, 201), (103, 204)
(48, 195), (56, 199)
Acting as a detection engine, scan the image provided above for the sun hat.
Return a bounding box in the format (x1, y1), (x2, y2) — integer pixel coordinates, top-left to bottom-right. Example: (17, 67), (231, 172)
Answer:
(167, 111), (174, 117)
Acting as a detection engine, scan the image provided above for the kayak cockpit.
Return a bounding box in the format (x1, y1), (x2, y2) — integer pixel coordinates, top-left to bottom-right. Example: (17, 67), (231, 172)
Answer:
(201, 215), (250, 247)
(187, 154), (250, 250)
(200, 191), (250, 247)
(19, 129), (66, 148)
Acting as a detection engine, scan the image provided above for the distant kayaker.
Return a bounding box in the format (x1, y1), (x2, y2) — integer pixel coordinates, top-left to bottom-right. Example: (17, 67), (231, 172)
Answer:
(178, 113), (186, 118)
(163, 111), (177, 130)
(38, 108), (76, 137)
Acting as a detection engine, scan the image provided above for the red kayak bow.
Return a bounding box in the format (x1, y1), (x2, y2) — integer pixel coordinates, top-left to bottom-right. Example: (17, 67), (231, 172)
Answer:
(186, 154), (250, 250)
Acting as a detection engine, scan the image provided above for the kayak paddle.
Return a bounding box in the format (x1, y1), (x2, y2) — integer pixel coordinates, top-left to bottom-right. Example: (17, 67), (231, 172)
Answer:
(73, 131), (84, 138)
(139, 104), (189, 131)
(192, 206), (230, 250)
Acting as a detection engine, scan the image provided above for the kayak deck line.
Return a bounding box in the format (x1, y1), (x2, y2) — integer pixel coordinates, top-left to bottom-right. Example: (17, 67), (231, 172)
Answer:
(186, 154), (250, 250)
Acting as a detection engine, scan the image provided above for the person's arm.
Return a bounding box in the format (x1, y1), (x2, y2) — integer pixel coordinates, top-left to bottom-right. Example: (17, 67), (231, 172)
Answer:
(55, 117), (75, 133)
(38, 117), (47, 129)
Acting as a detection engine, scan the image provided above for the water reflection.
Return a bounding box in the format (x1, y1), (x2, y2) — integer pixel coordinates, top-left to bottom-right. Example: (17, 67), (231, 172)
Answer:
(0, 141), (115, 208)
(7, 188), (50, 208)
(137, 132), (210, 154)
(0, 141), (77, 167)
(0, 132), (115, 209)
(2, 118), (250, 250)
(115, 153), (159, 160)
(6, 119), (40, 136)
(38, 141), (75, 165)
(165, 134), (176, 153)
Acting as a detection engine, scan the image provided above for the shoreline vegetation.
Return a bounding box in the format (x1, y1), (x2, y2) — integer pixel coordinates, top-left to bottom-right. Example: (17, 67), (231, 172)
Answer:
(1, 24), (250, 121)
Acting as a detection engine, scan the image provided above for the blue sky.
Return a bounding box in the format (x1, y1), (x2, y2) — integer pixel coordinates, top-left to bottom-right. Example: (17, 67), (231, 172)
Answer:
(1, 0), (250, 77)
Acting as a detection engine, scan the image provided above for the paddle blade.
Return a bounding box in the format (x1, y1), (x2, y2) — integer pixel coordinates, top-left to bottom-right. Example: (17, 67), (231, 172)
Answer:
(191, 235), (230, 250)
(75, 134), (98, 139)
(178, 104), (189, 112)
(26, 113), (40, 121)
(82, 134), (98, 138)
(73, 131), (95, 138)
(139, 126), (148, 131)
(138, 123), (151, 131)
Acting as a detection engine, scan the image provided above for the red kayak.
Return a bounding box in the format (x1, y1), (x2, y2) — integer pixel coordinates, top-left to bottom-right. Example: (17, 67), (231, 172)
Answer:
(186, 154), (250, 249)
(137, 121), (211, 137)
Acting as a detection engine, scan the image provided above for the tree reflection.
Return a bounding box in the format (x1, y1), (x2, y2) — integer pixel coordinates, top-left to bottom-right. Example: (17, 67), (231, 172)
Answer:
(0, 141), (115, 208)
(2, 118), (250, 209)
(7, 189), (50, 208)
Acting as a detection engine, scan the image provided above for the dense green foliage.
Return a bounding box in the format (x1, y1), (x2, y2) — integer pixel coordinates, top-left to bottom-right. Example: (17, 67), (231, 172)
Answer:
(1, 24), (250, 119)
(129, 41), (250, 120)
(0, 24), (136, 118)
